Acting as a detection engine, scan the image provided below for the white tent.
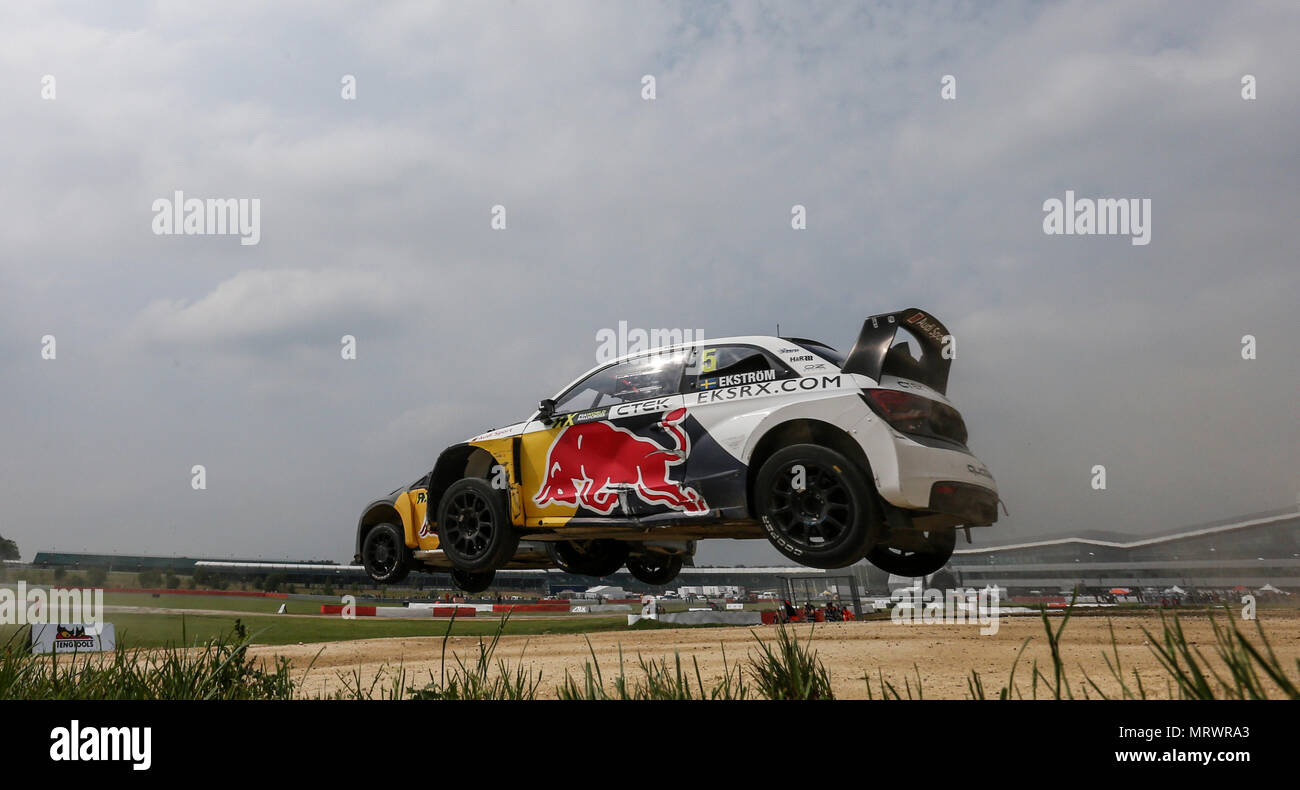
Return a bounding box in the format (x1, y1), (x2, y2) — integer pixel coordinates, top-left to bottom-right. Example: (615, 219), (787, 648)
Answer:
(581, 585), (627, 600)
(1162, 585), (1186, 596)
(1256, 584), (1288, 595)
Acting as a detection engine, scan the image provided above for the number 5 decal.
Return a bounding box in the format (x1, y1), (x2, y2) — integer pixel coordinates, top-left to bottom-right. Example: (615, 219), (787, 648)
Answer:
(700, 348), (718, 373)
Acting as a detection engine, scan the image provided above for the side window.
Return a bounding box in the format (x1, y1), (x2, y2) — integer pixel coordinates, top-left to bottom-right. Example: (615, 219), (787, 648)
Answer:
(553, 352), (687, 413)
(687, 345), (793, 392)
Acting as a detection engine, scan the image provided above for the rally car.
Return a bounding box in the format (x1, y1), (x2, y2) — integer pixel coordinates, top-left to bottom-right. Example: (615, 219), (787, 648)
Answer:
(354, 308), (999, 591)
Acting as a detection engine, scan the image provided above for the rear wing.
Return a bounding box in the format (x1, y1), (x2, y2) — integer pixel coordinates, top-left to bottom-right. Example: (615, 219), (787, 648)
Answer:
(841, 308), (953, 395)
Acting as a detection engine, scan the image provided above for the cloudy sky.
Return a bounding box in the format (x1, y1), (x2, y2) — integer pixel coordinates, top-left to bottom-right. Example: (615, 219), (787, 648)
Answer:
(1, 1), (1296, 565)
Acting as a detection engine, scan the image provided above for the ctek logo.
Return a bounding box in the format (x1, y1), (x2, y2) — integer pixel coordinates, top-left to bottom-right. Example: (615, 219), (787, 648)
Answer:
(50, 720), (151, 771)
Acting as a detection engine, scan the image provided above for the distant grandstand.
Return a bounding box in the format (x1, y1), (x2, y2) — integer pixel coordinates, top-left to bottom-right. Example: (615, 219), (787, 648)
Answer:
(950, 506), (1300, 593)
(29, 552), (339, 574)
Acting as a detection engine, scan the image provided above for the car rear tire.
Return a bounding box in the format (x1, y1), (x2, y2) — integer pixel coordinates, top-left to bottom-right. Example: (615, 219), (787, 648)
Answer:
(626, 553), (684, 585)
(754, 444), (880, 569)
(451, 568), (495, 594)
(362, 522), (412, 585)
(866, 528), (956, 578)
(436, 478), (520, 573)
(547, 540), (628, 578)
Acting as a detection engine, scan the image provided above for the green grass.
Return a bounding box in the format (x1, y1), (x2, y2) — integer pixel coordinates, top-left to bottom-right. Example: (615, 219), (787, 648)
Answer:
(103, 592), (323, 615)
(1, 611), (634, 649)
(887, 602), (1300, 701)
(747, 623), (834, 699)
(555, 641), (751, 700)
(1, 587), (317, 616)
(0, 621), (298, 700)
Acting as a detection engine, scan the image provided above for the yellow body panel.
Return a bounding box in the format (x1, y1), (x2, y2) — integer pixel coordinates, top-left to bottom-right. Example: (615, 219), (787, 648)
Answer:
(407, 434), (571, 546)
(408, 488), (438, 550)
(391, 491), (413, 547)
(464, 437), (532, 527)
(516, 427), (579, 528)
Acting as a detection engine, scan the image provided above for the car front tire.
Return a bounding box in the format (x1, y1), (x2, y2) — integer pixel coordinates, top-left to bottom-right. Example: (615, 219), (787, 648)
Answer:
(436, 478), (520, 573)
(754, 444), (880, 569)
(362, 522), (412, 585)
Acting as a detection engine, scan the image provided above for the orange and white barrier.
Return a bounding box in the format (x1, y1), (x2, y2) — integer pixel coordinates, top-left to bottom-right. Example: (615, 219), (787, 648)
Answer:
(319, 604), (475, 618)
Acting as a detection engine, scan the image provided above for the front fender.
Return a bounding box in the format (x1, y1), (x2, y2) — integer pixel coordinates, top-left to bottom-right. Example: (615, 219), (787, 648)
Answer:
(355, 494), (415, 558)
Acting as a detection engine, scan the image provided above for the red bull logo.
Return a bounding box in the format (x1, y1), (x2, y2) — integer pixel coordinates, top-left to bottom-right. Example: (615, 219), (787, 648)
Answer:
(534, 407), (707, 515)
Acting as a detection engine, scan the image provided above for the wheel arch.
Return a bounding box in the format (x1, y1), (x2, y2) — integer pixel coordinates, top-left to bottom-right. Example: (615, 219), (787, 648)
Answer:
(744, 418), (874, 518)
(355, 499), (408, 560)
(425, 443), (500, 526)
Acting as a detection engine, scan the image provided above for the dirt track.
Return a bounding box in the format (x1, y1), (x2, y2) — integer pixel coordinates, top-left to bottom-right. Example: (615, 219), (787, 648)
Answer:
(250, 609), (1300, 699)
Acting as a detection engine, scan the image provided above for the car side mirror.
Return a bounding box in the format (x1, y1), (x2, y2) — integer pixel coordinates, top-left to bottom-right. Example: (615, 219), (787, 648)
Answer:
(537, 398), (556, 424)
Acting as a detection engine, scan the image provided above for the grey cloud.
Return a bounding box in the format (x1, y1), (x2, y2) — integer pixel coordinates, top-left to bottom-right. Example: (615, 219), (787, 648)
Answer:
(1, 1), (1296, 566)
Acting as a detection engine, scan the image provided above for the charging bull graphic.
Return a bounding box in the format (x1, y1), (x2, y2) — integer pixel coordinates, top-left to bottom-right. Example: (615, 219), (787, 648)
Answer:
(534, 407), (708, 515)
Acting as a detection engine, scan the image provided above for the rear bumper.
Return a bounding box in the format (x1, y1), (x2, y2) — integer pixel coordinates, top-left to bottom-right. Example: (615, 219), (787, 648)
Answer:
(927, 481), (999, 526)
(853, 415), (998, 522)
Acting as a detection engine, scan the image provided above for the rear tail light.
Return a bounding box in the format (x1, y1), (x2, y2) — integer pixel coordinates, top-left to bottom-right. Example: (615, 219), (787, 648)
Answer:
(863, 388), (968, 446)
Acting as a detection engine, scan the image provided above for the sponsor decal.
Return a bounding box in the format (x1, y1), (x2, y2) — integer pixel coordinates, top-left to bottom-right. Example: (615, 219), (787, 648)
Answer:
(787, 354), (813, 362)
(533, 407), (707, 515)
(966, 463), (994, 479)
(802, 362), (827, 371)
(762, 515), (801, 557)
(415, 488), (434, 538)
(699, 369), (776, 390)
(471, 424), (519, 441)
(905, 311), (947, 345)
(54, 625), (93, 650)
(31, 622), (117, 654)
(691, 375), (842, 404)
(778, 347), (800, 354)
(608, 398), (674, 419)
(556, 408), (609, 428)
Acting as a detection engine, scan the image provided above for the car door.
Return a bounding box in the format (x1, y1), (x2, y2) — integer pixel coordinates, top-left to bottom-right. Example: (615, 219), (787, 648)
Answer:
(520, 350), (695, 526)
(678, 343), (799, 514)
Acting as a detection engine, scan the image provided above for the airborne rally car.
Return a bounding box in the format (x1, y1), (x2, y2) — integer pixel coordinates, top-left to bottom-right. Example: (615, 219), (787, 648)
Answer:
(355, 308), (999, 592)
